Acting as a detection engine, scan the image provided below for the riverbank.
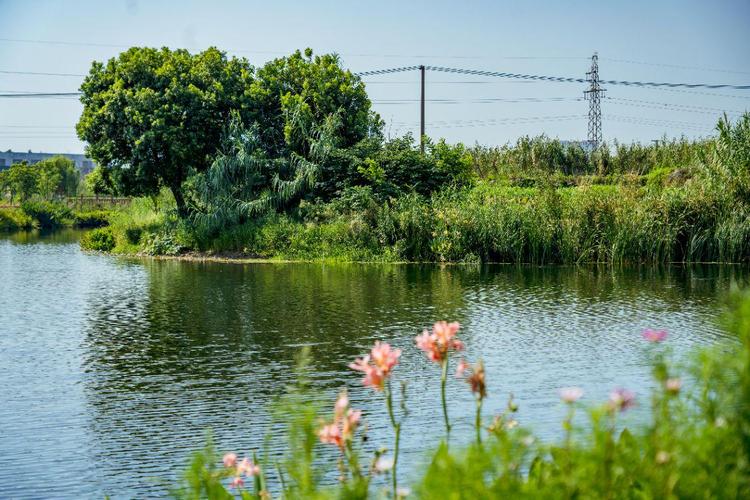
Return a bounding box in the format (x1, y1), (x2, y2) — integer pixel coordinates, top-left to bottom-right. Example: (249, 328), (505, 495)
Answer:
(86, 179), (750, 264)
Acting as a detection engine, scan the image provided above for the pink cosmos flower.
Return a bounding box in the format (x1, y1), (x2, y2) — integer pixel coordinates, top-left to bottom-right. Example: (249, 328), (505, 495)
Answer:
(642, 329), (668, 343)
(334, 392), (349, 420)
(609, 388), (636, 412)
(222, 452), (237, 468)
(349, 342), (401, 391)
(416, 321), (464, 362)
(343, 409), (362, 435)
(455, 358), (469, 378)
(559, 387), (584, 403)
(665, 378), (682, 394)
(230, 476), (244, 489)
(370, 341), (401, 374)
(318, 423), (343, 448)
(237, 457), (261, 477)
(455, 359), (487, 399)
(319, 393), (362, 450)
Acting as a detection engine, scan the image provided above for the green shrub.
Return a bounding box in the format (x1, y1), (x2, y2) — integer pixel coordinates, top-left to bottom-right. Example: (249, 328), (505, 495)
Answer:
(644, 166), (673, 189)
(141, 232), (185, 256)
(107, 192), (173, 253)
(0, 208), (33, 231)
(124, 227), (143, 245)
(80, 227), (115, 251)
(72, 209), (110, 228)
(20, 200), (72, 228)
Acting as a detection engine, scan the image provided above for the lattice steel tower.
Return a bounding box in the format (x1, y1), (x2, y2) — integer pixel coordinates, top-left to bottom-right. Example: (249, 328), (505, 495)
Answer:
(584, 52), (605, 148)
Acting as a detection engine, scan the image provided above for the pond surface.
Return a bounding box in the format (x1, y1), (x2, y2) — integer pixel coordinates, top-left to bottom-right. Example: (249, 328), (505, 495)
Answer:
(0, 230), (746, 498)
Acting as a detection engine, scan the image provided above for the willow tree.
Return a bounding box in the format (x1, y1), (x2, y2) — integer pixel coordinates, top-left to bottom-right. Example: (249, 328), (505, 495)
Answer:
(76, 46), (254, 217)
(191, 112), (338, 236)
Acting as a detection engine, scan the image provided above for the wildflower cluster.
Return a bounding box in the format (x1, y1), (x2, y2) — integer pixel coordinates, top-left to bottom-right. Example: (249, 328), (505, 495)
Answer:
(349, 341), (401, 391)
(318, 391), (362, 451)
(221, 452), (262, 491)
(415, 321), (464, 362)
(176, 296), (750, 500)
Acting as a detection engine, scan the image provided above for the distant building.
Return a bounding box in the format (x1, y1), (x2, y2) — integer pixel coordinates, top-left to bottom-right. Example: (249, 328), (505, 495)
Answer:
(0, 150), (96, 174)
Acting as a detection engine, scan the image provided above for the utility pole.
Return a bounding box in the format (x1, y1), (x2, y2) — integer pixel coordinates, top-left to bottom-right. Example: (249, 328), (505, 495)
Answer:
(584, 52), (605, 149)
(420, 65), (425, 153)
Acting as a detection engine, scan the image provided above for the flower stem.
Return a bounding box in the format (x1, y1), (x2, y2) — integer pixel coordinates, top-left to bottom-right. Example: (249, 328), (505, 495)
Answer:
(475, 396), (483, 445)
(385, 380), (401, 497)
(440, 358), (451, 440)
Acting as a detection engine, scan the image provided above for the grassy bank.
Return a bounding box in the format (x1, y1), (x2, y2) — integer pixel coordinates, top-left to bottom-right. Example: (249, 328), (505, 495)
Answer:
(0, 201), (111, 232)
(93, 178), (750, 264)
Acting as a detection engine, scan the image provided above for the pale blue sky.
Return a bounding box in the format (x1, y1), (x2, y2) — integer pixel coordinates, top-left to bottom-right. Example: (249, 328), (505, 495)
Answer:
(0, 0), (749, 154)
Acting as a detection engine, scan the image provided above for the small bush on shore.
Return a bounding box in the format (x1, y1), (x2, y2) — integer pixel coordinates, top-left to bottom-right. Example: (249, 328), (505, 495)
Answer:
(72, 209), (110, 228)
(0, 208), (34, 231)
(80, 227), (115, 251)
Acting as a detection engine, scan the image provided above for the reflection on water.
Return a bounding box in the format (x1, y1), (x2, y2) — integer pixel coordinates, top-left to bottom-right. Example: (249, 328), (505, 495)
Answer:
(0, 230), (746, 498)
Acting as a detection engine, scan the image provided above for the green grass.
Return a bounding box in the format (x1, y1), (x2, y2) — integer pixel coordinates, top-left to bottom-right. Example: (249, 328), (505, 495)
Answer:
(107, 194), (174, 253)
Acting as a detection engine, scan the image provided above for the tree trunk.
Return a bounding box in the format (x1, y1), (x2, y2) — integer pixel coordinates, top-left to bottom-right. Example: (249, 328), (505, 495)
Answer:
(171, 185), (188, 219)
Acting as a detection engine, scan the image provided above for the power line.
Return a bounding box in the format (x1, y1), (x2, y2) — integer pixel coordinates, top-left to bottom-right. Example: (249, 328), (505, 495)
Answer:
(605, 114), (716, 132)
(422, 66), (750, 90)
(391, 114), (587, 127)
(0, 70), (86, 77)
(363, 80), (543, 84)
(0, 125), (73, 128)
(606, 97), (747, 115)
(371, 97), (581, 105)
(635, 86), (750, 100)
(0, 92), (81, 98)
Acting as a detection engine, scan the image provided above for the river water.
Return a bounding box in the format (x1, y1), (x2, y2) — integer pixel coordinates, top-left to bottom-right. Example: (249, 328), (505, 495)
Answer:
(0, 229), (746, 498)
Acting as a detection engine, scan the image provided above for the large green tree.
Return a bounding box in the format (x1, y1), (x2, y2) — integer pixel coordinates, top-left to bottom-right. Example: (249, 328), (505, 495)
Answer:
(249, 48), (381, 158)
(35, 156), (79, 199)
(76, 46), (254, 216)
(4, 162), (38, 202)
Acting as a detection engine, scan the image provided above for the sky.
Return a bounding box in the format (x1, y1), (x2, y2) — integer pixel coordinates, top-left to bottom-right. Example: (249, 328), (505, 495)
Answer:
(0, 0), (749, 154)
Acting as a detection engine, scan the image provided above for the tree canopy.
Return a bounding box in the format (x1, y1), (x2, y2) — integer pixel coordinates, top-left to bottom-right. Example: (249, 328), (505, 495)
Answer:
(249, 48), (380, 158)
(76, 46), (255, 216)
(0, 156), (80, 203)
(0, 162), (37, 202)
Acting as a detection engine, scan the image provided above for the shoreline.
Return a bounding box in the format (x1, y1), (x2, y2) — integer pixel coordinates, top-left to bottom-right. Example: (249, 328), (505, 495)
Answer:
(114, 250), (748, 267)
